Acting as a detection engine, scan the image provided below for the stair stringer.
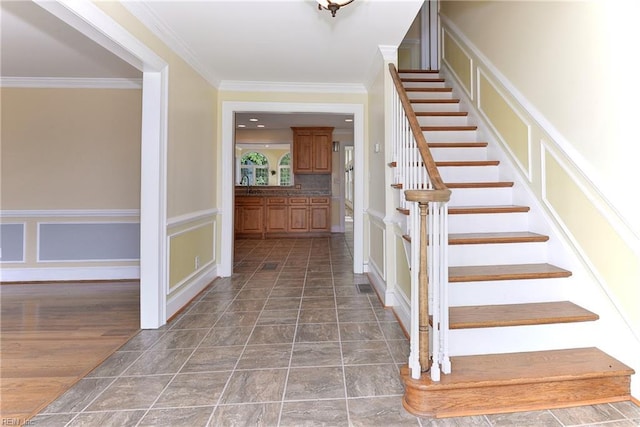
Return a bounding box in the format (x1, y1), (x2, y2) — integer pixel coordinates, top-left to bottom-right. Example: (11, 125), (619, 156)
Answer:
(438, 64), (640, 394)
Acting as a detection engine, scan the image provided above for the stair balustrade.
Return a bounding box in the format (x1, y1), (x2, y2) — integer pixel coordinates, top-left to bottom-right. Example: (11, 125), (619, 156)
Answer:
(389, 64), (452, 381)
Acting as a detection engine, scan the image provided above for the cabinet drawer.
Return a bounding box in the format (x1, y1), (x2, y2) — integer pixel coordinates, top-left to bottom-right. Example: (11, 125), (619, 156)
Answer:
(289, 197), (309, 205)
(236, 197), (263, 205)
(266, 197), (287, 205)
(310, 197), (329, 205)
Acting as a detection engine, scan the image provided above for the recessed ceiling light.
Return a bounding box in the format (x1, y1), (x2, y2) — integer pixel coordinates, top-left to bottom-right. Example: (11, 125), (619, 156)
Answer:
(345, 118), (353, 122)
(237, 124), (246, 128)
(257, 124), (265, 128)
(249, 118), (259, 122)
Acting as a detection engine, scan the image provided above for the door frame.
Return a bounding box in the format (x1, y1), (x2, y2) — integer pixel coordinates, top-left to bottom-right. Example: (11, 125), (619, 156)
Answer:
(36, 0), (169, 328)
(220, 102), (365, 275)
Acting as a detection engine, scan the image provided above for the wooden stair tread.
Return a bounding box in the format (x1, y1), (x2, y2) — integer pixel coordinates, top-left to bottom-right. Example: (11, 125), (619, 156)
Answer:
(402, 231), (547, 245)
(404, 347), (633, 389)
(436, 160), (499, 167)
(411, 99), (460, 104)
(447, 301), (598, 329)
(449, 231), (548, 245)
(448, 205), (530, 214)
(422, 126), (477, 131)
(401, 78), (445, 83)
(445, 182), (514, 188)
(399, 69), (440, 73)
(407, 87), (452, 92)
(427, 142), (488, 148)
(449, 263), (572, 282)
(416, 112), (468, 116)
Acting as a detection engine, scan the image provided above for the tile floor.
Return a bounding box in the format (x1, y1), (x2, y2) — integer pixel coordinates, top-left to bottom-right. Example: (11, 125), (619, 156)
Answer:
(32, 234), (640, 426)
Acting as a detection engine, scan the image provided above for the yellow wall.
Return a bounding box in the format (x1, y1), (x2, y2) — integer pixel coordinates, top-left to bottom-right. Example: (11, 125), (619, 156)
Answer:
(440, 0), (640, 339)
(168, 220), (215, 291)
(1, 88), (141, 210)
(96, 2), (218, 219)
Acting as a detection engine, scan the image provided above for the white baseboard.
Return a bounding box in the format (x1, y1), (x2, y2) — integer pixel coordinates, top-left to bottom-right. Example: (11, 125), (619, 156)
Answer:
(393, 288), (411, 333)
(0, 266), (140, 282)
(367, 260), (395, 306)
(166, 264), (218, 319)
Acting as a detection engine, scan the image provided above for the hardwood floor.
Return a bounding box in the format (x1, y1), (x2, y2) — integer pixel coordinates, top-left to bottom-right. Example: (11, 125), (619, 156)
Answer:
(0, 281), (140, 423)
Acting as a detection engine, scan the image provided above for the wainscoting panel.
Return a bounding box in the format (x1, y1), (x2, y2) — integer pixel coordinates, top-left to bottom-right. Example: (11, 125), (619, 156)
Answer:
(0, 223), (25, 262)
(38, 222), (140, 262)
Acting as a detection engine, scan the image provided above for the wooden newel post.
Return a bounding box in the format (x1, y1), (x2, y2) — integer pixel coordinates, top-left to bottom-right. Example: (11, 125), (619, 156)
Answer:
(418, 202), (431, 372)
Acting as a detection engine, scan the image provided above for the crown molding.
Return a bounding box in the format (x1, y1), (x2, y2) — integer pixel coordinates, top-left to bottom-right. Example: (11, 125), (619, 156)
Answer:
(218, 80), (367, 94)
(122, 2), (220, 88)
(0, 77), (142, 89)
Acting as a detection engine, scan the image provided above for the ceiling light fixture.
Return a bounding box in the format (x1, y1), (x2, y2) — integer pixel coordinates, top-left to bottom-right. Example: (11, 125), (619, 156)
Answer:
(249, 118), (259, 122)
(317, 0), (355, 17)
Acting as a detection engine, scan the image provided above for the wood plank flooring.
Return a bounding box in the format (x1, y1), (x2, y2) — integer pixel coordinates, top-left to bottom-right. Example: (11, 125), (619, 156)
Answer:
(0, 281), (140, 423)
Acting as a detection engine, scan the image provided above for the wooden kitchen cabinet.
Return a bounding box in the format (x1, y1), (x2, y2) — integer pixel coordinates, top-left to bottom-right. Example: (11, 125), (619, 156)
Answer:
(309, 197), (330, 232)
(235, 197), (264, 237)
(288, 197), (309, 232)
(292, 127), (333, 174)
(266, 197), (288, 233)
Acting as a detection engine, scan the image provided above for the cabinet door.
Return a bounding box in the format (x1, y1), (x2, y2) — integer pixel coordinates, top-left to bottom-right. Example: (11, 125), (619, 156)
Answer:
(309, 205), (330, 232)
(288, 206), (308, 232)
(241, 206), (263, 233)
(312, 131), (332, 173)
(266, 205), (287, 232)
(293, 131), (313, 174)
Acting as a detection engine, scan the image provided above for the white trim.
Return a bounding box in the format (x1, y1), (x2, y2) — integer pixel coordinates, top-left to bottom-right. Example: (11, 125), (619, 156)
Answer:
(378, 45), (398, 62)
(0, 266), (139, 282)
(541, 143), (640, 341)
(393, 286), (412, 334)
(476, 68), (533, 182)
(121, 1), (219, 88)
(34, 0), (170, 329)
(440, 27), (473, 101)
(366, 262), (391, 304)
(218, 80), (367, 94)
(440, 13), (637, 238)
(166, 264), (218, 319)
(0, 209), (139, 218)
(167, 209), (219, 228)
(221, 101), (366, 276)
(0, 77), (142, 89)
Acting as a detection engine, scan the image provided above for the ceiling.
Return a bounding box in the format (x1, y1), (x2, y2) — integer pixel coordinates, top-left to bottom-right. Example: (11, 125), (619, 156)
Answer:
(1, 0), (422, 129)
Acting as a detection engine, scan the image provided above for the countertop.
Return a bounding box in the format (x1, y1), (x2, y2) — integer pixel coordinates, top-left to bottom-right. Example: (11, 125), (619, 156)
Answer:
(234, 186), (331, 197)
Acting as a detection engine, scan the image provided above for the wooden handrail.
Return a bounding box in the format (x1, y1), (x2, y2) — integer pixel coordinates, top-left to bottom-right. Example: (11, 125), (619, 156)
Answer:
(388, 64), (451, 203)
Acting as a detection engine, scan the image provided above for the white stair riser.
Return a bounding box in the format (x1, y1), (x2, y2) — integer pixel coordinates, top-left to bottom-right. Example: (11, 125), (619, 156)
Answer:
(411, 102), (460, 113)
(407, 91), (454, 100)
(449, 278), (571, 306)
(424, 130), (478, 142)
(447, 322), (595, 357)
(399, 72), (441, 79)
(438, 165), (499, 182)
(417, 115), (469, 127)
(449, 187), (513, 206)
(430, 147), (487, 161)
(402, 81), (446, 89)
(448, 242), (548, 266)
(448, 212), (529, 233)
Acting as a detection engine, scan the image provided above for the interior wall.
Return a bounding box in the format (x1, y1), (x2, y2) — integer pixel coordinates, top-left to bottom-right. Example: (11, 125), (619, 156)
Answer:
(440, 0), (640, 396)
(0, 87), (142, 279)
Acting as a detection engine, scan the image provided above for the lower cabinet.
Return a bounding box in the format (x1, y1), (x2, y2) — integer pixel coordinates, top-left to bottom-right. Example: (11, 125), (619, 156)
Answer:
(235, 195), (330, 238)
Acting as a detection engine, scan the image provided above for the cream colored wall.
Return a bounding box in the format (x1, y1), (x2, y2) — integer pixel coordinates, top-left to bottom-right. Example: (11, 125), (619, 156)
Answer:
(95, 2), (219, 299)
(441, 0), (640, 393)
(168, 220), (215, 290)
(0, 88), (141, 272)
(440, 0), (639, 234)
(1, 88), (141, 210)
(96, 2), (218, 219)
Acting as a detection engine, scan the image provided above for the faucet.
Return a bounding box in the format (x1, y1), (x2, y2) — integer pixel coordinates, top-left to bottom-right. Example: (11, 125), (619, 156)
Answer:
(240, 174), (251, 194)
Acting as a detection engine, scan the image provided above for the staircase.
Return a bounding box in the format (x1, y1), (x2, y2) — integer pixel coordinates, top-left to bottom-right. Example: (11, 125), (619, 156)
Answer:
(390, 68), (634, 418)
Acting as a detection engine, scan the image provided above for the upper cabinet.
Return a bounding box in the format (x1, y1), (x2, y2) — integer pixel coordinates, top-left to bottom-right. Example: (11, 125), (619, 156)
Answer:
(291, 127), (333, 174)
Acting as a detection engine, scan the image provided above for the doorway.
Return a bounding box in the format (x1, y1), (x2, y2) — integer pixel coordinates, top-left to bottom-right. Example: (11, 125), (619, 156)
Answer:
(221, 102), (365, 276)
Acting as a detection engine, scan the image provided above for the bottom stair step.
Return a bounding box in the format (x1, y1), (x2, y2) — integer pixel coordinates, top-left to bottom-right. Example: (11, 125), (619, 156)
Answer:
(401, 347), (634, 418)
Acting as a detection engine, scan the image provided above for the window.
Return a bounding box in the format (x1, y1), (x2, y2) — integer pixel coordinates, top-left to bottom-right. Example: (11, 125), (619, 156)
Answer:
(240, 152), (269, 186)
(279, 153), (291, 186)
